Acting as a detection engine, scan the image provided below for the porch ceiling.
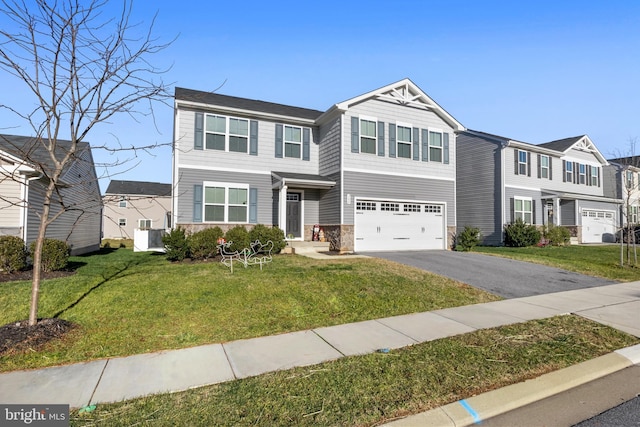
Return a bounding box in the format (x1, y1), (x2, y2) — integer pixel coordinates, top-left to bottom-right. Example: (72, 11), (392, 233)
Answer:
(271, 171), (336, 189)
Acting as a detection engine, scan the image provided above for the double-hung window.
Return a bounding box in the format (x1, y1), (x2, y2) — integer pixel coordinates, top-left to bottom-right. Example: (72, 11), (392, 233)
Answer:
(518, 150), (528, 175)
(629, 205), (638, 224)
(397, 125), (412, 159)
(626, 170), (635, 189)
(429, 131), (443, 162)
(284, 125), (302, 158)
(540, 155), (550, 179)
(590, 166), (598, 186)
(579, 164), (586, 184)
(203, 183), (249, 223)
(205, 114), (249, 152)
(138, 219), (152, 230)
(514, 197), (533, 224)
(360, 119), (376, 154)
(118, 196), (127, 208)
(565, 161), (573, 182)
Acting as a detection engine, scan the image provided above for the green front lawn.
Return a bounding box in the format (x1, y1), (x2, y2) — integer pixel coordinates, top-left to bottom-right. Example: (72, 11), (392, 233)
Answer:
(475, 244), (640, 281)
(0, 248), (499, 372)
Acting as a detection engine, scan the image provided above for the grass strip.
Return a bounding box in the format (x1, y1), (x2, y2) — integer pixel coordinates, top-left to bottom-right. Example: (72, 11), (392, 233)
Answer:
(70, 315), (639, 427)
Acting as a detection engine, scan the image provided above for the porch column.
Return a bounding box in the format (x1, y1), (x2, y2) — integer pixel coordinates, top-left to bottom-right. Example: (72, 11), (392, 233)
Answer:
(279, 184), (288, 236)
(554, 198), (559, 226)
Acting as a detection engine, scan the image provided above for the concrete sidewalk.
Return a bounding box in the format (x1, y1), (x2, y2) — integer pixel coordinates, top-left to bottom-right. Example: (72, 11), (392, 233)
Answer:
(1, 282), (639, 421)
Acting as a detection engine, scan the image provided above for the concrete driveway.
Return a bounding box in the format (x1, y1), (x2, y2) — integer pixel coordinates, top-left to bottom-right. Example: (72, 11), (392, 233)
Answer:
(369, 250), (618, 299)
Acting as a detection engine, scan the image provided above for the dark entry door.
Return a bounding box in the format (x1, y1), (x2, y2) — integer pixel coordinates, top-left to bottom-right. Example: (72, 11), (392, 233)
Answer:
(286, 192), (301, 238)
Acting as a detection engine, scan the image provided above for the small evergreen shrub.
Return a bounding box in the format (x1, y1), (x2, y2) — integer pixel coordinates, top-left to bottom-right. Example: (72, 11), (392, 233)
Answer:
(455, 226), (482, 252)
(0, 235), (28, 273)
(249, 224), (286, 254)
(30, 238), (70, 272)
(544, 225), (571, 246)
(162, 227), (190, 261)
(504, 218), (541, 247)
(225, 226), (251, 253)
(189, 227), (224, 260)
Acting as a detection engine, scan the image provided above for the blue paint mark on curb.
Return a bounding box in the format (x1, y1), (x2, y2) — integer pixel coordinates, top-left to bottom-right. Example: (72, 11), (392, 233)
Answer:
(459, 399), (482, 424)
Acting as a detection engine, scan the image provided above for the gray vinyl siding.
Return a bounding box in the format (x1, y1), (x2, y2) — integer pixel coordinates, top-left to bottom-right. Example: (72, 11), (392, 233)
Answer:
(176, 108), (321, 177)
(505, 146), (603, 196)
(343, 99), (456, 181)
(176, 168), (273, 225)
(559, 200), (576, 226)
(342, 170), (455, 225)
(25, 150), (101, 255)
(318, 115), (341, 176)
(319, 171), (341, 224)
(302, 189), (320, 225)
(456, 133), (503, 245)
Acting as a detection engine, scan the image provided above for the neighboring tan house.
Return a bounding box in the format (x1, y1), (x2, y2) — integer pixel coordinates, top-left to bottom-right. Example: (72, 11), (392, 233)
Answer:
(457, 130), (621, 245)
(605, 157), (640, 228)
(172, 79), (465, 251)
(102, 180), (172, 239)
(0, 134), (102, 255)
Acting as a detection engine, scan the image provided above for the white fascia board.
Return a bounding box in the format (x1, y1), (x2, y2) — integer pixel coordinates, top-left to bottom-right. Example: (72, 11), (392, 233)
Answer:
(175, 100), (317, 126)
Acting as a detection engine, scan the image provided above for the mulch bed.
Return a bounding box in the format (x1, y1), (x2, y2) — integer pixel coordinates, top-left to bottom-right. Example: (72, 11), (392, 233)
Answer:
(0, 269), (78, 355)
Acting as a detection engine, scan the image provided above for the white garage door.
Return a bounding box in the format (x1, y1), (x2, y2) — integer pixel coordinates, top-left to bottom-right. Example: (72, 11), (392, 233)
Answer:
(581, 210), (616, 243)
(354, 199), (446, 251)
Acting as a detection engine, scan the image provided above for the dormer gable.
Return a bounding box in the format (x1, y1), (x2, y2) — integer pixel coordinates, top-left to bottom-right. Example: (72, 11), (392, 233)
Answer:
(320, 78), (465, 131)
(539, 135), (607, 165)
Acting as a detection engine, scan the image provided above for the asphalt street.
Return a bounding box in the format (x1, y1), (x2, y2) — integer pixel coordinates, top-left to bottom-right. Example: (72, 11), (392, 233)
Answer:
(370, 250), (617, 298)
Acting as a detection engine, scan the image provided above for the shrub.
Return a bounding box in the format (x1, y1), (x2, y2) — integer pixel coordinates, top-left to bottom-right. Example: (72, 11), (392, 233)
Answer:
(249, 224), (286, 254)
(504, 218), (541, 247)
(189, 227), (224, 260)
(455, 226), (481, 252)
(30, 238), (70, 272)
(162, 227), (190, 261)
(544, 225), (571, 246)
(225, 226), (251, 253)
(0, 235), (28, 273)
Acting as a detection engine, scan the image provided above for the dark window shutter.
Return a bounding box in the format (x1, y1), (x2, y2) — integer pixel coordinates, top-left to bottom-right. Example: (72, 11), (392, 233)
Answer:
(193, 184), (203, 223)
(194, 112), (203, 150)
(422, 129), (429, 161)
(514, 150), (519, 175)
(443, 133), (450, 164)
(249, 120), (258, 155)
(597, 167), (601, 187)
(527, 152), (531, 176)
(351, 116), (359, 153)
(510, 198), (515, 224)
(302, 128), (310, 161)
(587, 165), (592, 186)
(377, 121), (385, 156)
(562, 160), (566, 182)
(532, 200), (536, 224)
(389, 124), (396, 158)
(537, 154), (541, 178)
(549, 157), (553, 180)
(249, 188), (258, 223)
(412, 127), (420, 161)
(275, 124), (283, 158)
(574, 162), (578, 184)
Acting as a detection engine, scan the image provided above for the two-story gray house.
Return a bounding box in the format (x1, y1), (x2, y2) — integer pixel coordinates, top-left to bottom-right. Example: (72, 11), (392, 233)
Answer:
(457, 130), (621, 245)
(172, 79), (465, 251)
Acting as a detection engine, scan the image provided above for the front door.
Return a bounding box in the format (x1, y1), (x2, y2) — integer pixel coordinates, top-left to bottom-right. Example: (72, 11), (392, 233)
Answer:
(286, 192), (302, 239)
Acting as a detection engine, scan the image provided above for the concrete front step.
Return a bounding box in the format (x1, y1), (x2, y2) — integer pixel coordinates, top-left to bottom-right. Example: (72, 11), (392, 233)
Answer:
(288, 241), (330, 254)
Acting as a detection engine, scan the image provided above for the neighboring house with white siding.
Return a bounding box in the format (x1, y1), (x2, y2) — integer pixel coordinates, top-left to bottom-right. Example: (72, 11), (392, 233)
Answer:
(172, 79), (465, 251)
(457, 130), (621, 245)
(102, 180), (172, 239)
(0, 134), (102, 255)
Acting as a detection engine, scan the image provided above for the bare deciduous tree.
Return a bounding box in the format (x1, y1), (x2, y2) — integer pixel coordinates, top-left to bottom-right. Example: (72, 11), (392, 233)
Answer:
(0, 0), (172, 325)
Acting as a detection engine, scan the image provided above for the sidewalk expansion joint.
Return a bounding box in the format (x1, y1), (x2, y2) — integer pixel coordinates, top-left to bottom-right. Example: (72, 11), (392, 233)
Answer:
(221, 343), (239, 380)
(310, 329), (346, 357)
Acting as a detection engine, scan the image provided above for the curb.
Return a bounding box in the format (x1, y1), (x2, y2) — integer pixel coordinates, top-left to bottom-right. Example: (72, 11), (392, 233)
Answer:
(383, 344), (640, 426)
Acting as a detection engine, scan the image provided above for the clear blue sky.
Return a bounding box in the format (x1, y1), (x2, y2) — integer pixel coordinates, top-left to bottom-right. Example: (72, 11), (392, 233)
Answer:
(2, 1), (640, 192)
